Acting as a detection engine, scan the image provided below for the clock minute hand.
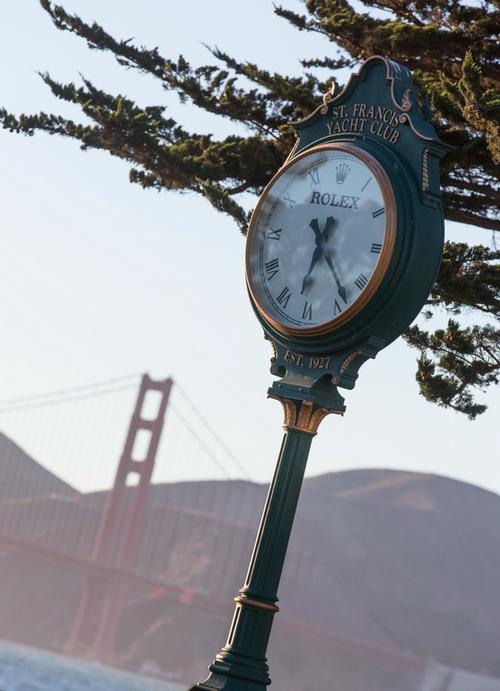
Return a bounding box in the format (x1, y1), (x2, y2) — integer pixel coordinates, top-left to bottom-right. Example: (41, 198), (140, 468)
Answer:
(309, 218), (323, 244)
(301, 245), (322, 294)
(319, 216), (335, 242)
(324, 251), (347, 303)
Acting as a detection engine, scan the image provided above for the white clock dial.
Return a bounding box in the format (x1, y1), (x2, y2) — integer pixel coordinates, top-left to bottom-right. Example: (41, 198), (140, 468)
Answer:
(246, 143), (396, 335)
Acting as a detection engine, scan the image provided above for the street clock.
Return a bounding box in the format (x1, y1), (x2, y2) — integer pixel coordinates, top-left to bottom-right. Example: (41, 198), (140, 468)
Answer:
(245, 56), (450, 413)
(190, 56), (450, 691)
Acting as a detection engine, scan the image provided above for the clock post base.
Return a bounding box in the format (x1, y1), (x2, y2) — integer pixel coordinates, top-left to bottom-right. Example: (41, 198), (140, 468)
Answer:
(189, 674), (267, 691)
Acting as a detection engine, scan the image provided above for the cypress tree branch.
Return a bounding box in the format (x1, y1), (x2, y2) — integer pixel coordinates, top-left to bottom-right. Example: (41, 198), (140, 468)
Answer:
(404, 322), (499, 419)
(404, 241), (500, 416)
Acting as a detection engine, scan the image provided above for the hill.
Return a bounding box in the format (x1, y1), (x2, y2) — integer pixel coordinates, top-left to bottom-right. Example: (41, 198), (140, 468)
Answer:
(0, 431), (76, 499)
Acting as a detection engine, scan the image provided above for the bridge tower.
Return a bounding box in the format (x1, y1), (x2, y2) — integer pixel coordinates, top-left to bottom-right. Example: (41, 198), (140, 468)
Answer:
(66, 373), (173, 660)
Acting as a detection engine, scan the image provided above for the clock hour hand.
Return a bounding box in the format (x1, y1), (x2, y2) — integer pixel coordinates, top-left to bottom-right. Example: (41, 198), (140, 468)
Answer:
(323, 251), (347, 303)
(310, 216), (335, 245)
(309, 218), (323, 244)
(301, 245), (322, 294)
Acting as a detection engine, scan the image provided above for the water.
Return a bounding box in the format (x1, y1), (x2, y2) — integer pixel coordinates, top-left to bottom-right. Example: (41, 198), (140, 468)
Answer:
(0, 640), (185, 691)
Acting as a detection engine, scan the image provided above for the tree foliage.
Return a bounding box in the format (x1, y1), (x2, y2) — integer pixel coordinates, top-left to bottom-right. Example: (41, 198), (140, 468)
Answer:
(1, 0), (499, 417)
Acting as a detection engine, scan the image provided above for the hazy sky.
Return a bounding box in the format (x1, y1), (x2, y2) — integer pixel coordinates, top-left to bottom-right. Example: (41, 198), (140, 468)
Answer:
(0, 1), (498, 495)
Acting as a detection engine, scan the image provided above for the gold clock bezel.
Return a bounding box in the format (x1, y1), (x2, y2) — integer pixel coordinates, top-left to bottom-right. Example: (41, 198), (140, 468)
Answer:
(245, 142), (397, 337)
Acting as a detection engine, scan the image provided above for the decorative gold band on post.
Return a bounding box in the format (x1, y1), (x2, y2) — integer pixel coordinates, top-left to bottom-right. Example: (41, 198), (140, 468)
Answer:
(269, 397), (337, 435)
(234, 595), (280, 614)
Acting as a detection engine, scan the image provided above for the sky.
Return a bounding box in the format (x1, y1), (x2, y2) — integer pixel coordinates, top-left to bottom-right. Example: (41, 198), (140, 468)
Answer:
(0, 1), (498, 495)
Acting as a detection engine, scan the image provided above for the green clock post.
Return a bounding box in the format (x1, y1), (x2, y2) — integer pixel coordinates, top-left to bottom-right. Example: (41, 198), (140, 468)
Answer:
(189, 56), (450, 690)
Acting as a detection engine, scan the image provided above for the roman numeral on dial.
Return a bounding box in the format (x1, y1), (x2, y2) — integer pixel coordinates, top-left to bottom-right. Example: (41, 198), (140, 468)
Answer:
(354, 273), (368, 291)
(283, 193), (296, 208)
(308, 168), (320, 186)
(267, 226), (282, 240)
(371, 242), (382, 254)
(302, 301), (313, 320)
(276, 286), (291, 309)
(372, 207), (385, 218)
(333, 299), (343, 316)
(265, 257), (280, 280)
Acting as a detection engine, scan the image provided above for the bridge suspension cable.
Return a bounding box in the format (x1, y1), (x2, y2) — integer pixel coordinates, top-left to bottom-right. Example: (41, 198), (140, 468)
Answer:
(0, 373), (141, 413)
(169, 403), (232, 480)
(175, 383), (253, 481)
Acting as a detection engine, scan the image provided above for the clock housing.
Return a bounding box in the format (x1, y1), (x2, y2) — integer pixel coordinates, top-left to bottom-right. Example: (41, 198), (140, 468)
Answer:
(245, 56), (450, 407)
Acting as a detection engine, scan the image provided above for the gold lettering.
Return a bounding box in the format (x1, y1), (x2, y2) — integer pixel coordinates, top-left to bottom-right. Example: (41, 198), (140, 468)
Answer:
(331, 105), (348, 119)
(351, 118), (367, 132)
(353, 103), (367, 117)
(284, 349), (304, 366)
(349, 118), (359, 132)
(327, 103), (400, 144)
(309, 356), (331, 369)
(389, 129), (400, 144)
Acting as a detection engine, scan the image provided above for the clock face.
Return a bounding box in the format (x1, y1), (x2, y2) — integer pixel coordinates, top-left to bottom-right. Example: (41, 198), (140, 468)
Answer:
(246, 143), (396, 335)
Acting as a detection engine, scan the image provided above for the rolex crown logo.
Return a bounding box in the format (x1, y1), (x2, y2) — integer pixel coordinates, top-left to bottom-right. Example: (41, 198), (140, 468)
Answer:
(336, 163), (351, 185)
